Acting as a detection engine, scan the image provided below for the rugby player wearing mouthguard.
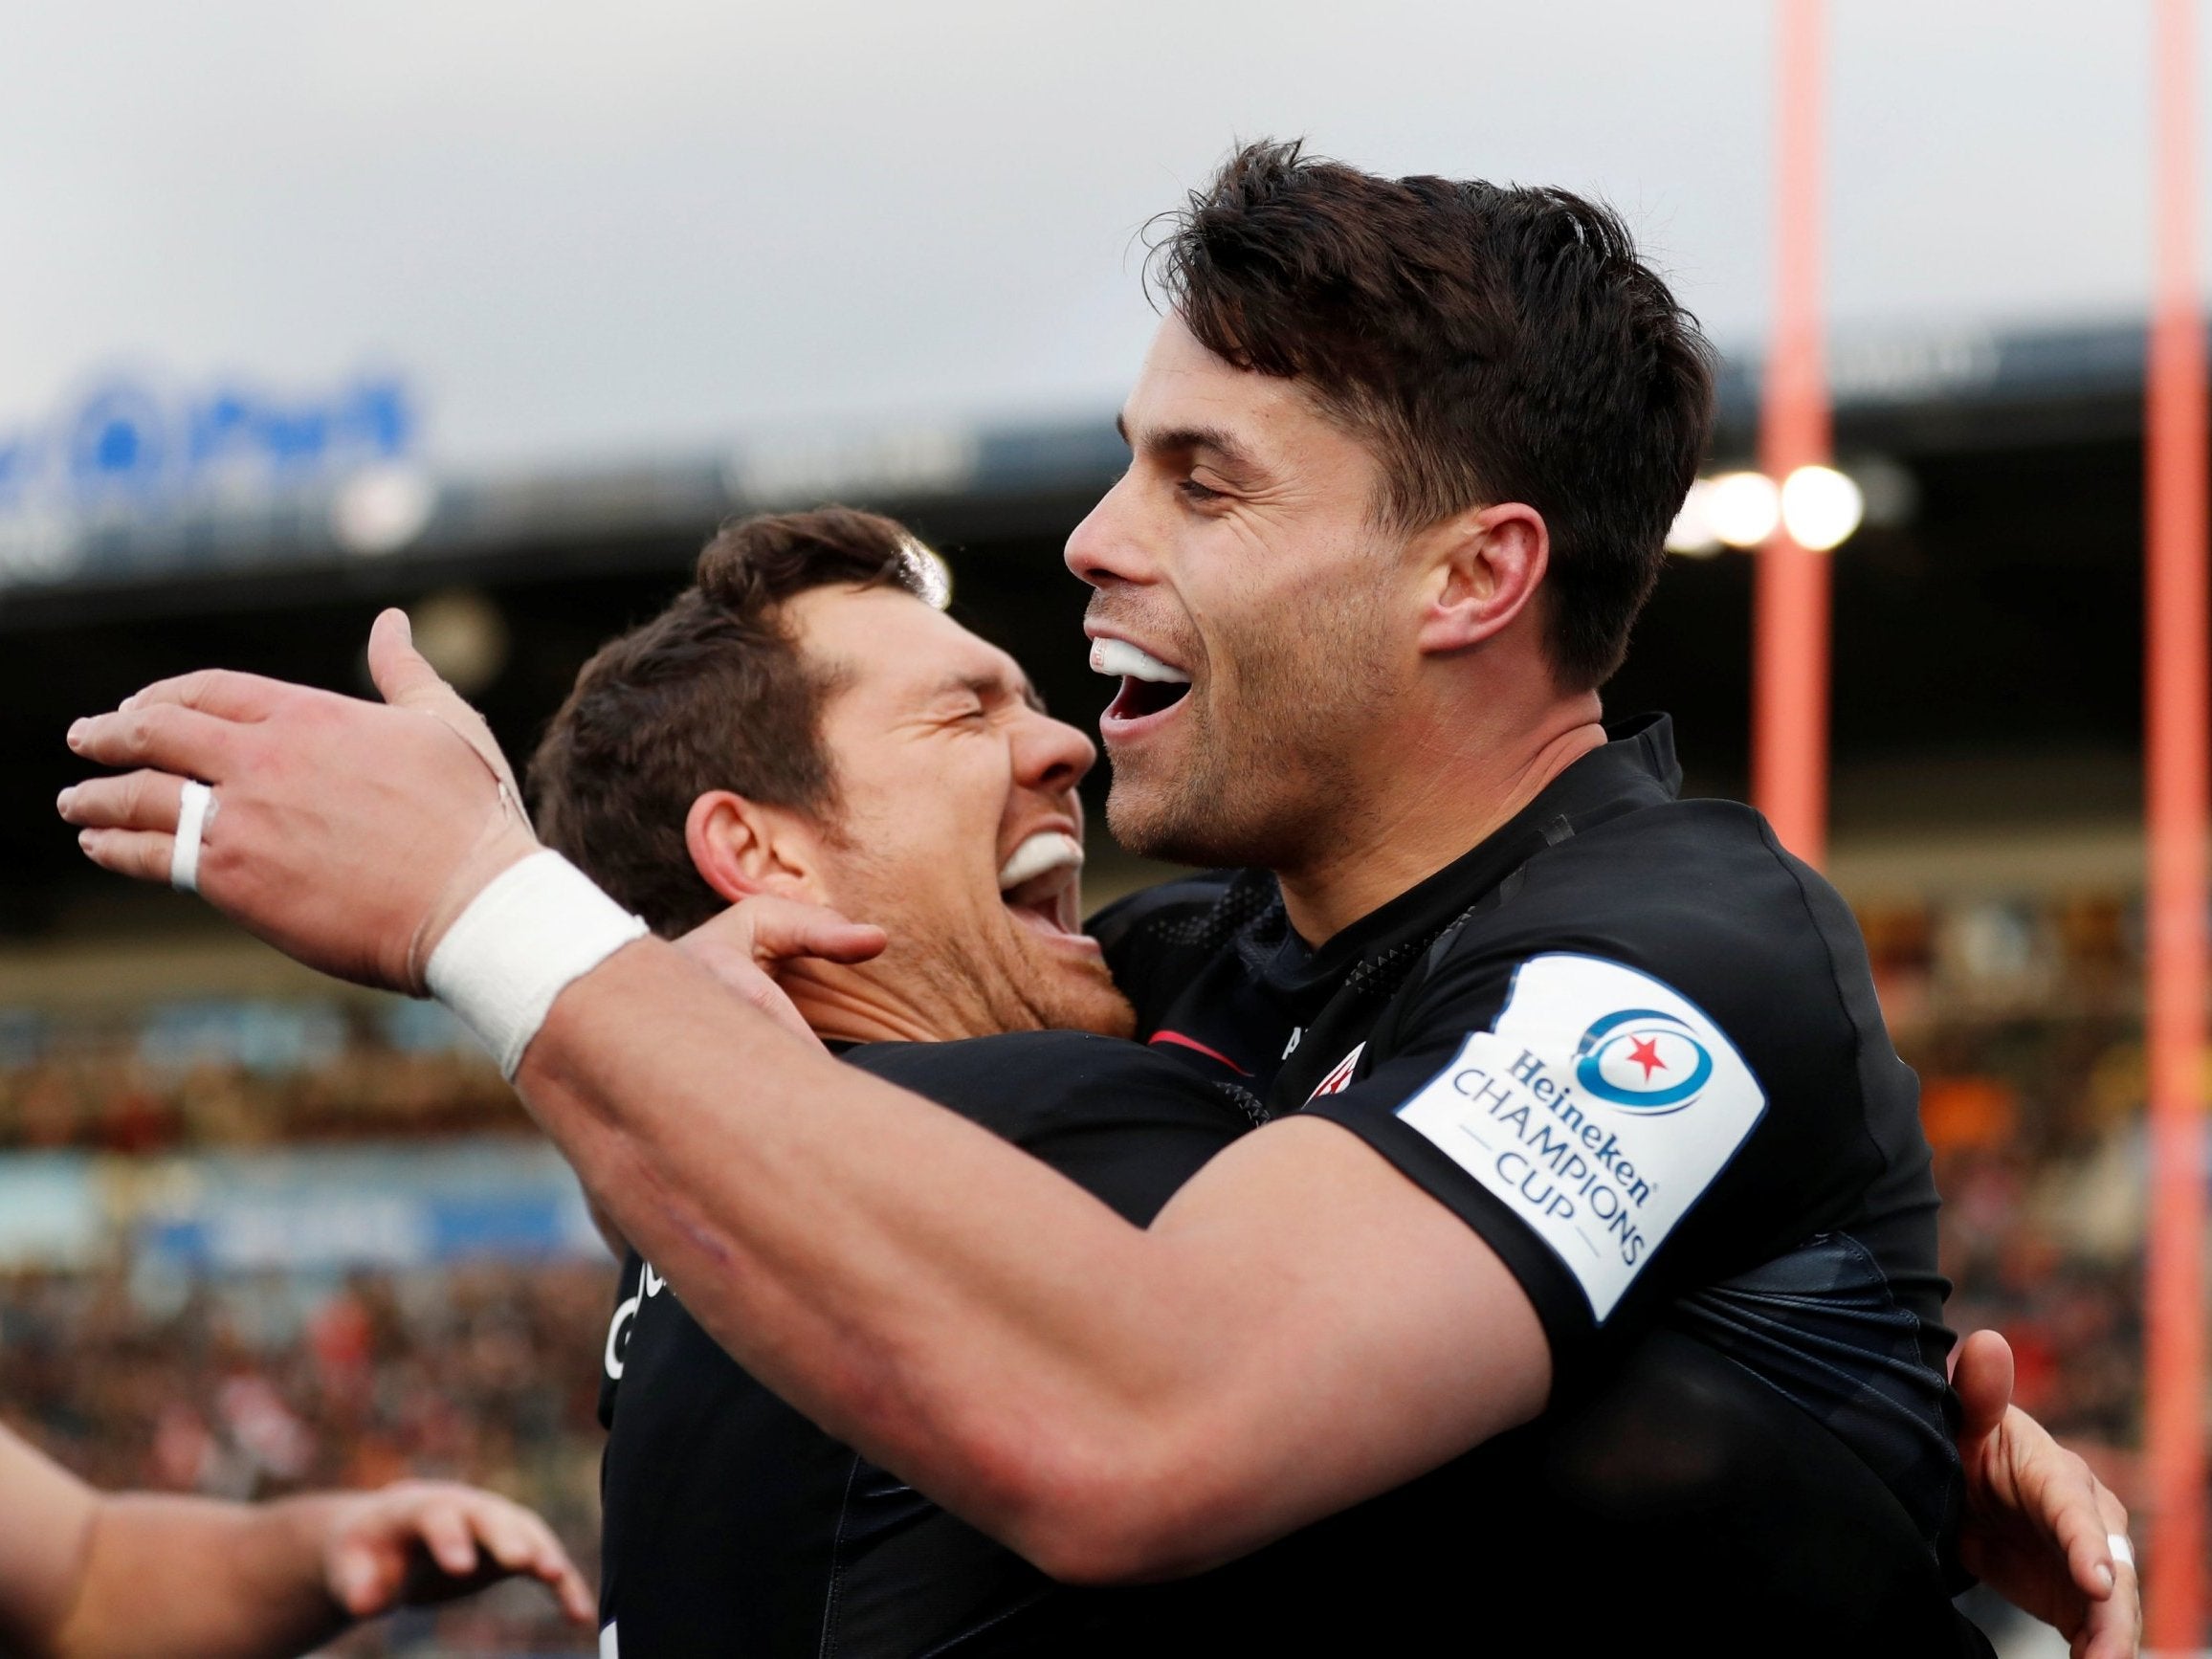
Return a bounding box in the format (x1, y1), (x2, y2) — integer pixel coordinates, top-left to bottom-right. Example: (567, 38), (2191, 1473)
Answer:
(535, 508), (2077, 1655)
(59, 146), (2136, 1656)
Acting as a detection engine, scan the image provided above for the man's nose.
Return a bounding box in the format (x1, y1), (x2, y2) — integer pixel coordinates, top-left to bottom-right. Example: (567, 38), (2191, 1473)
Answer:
(1064, 471), (1159, 591)
(1015, 709), (1096, 797)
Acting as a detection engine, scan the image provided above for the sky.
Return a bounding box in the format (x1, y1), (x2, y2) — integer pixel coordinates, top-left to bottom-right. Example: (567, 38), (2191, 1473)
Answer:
(0, 1), (2195, 472)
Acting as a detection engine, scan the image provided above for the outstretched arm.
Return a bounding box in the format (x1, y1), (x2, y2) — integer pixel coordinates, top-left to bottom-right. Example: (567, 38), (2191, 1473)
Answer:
(55, 620), (1553, 1581)
(0, 1425), (590, 1659)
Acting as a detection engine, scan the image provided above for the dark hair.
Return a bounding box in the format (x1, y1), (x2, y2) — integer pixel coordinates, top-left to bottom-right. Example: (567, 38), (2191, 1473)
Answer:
(528, 507), (930, 937)
(1150, 140), (1714, 691)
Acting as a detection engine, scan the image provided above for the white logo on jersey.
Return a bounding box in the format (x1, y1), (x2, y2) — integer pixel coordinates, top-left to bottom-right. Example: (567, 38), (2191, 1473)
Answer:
(604, 1260), (670, 1382)
(1393, 953), (1764, 1321)
(604, 1293), (639, 1382)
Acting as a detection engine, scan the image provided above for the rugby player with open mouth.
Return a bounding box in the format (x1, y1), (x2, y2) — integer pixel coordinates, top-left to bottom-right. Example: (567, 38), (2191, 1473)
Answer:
(60, 144), (2136, 1657)
(535, 507), (2051, 1655)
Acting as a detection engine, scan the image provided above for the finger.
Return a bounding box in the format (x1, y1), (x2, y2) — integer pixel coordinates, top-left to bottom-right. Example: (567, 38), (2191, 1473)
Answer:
(744, 897), (888, 965)
(67, 704), (236, 779)
(115, 667), (286, 721)
(57, 770), (187, 832)
(2030, 1436), (2115, 1603)
(2074, 1489), (2137, 1659)
(326, 1540), (397, 1618)
(2076, 1543), (2138, 1659)
(467, 1500), (539, 1571)
(418, 1502), (480, 1578)
(366, 610), (522, 796)
(511, 1514), (593, 1622)
(366, 608), (448, 711)
(75, 827), (177, 885)
(553, 1555), (595, 1624)
(797, 919), (888, 963)
(1952, 1329), (2014, 1444)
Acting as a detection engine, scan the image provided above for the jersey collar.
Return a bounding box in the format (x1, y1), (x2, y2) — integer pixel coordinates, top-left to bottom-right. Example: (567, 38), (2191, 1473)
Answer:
(1242, 713), (1682, 1025)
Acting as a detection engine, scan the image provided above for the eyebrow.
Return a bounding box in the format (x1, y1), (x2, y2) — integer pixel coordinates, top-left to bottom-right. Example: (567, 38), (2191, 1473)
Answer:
(1115, 412), (1259, 475)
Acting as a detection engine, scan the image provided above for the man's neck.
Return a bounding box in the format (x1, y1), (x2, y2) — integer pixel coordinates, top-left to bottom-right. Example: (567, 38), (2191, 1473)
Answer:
(1276, 696), (1607, 945)
(785, 961), (989, 1047)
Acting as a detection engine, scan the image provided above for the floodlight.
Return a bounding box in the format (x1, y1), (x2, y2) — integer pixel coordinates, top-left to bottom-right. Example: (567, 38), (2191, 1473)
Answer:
(1665, 478), (1723, 557)
(1780, 465), (1865, 551)
(1705, 471), (1782, 549)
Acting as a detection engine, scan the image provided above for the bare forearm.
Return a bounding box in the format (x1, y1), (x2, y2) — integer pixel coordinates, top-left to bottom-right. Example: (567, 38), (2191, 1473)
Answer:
(48, 1494), (346, 1659)
(516, 940), (1547, 1580)
(519, 940), (1183, 1558)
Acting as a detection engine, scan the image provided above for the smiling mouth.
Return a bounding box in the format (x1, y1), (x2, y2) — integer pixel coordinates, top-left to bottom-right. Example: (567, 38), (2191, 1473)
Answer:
(1090, 637), (1192, 722)
(996, 830), (1093, 944)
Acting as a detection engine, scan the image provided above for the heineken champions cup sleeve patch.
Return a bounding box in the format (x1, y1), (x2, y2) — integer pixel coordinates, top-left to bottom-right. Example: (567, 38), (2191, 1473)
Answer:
(1394, 952), (1766, 1320)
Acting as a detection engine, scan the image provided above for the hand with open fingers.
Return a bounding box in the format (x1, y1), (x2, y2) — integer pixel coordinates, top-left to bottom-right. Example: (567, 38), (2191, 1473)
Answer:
(56, 611), (540, 994)
(675, 896), (887, 1043)
(321, 1479), (595, 1626)
(1953, 1330), (2139, 1658)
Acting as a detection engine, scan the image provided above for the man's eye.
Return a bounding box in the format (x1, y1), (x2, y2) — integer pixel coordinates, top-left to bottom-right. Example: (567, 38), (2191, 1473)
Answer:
(1176, 477), (1225, 504)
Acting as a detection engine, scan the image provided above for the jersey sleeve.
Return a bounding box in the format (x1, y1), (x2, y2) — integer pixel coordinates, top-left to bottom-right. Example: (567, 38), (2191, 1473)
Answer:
(1299, 948), (1774, 1376)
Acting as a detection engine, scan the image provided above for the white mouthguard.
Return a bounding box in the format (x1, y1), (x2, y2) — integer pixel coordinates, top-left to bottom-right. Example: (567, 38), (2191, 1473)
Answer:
(998, 831), (1084, 891)
(1088, 637), (1191, 684)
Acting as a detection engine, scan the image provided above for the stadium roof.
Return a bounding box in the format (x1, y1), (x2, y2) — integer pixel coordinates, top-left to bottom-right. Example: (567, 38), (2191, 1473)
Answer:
(0, 316), (2166, 630)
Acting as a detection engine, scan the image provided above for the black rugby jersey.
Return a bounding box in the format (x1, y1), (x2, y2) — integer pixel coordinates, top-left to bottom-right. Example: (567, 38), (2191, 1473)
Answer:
(595, 1030), (1258, 1658)
(596, 1019), (1986, 1657)
(1091, 714), (1969, 1558)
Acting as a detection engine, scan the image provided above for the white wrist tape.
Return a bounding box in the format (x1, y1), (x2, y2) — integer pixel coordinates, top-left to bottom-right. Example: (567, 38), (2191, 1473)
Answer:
(426, 850), (649, 1079)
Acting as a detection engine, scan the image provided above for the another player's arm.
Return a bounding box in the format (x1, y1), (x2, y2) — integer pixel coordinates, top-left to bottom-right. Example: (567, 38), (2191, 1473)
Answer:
(0, 1425), (590, 1659)
(57, 644), (1554, 1581)
(522, 940), (1548, 1581)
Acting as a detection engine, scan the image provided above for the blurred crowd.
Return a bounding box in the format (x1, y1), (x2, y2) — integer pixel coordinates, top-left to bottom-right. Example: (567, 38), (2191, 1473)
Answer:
(1866, 891), (2151, 1498)
(0, 1000), (520, 1152)
(0, 1259), (610, 1656)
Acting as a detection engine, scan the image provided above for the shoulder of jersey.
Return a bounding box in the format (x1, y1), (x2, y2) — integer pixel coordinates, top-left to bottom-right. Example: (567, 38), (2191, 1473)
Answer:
(1469, 797), (1830, 982)
(1086, 869), (1251, 956)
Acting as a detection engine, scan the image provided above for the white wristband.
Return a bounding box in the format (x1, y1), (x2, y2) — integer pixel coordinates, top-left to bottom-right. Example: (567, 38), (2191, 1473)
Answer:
(426, 850), (650, 1079)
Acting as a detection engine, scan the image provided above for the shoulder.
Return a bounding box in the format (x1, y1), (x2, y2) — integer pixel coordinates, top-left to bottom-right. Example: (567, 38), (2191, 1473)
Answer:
(846, 1031), (1250, 1138)
(1089, 870), (1274, 974)
(1087, 870), (1283, 1037)
(1385, 798), (1888, 1133)
(1464, 799), (1860, 1007)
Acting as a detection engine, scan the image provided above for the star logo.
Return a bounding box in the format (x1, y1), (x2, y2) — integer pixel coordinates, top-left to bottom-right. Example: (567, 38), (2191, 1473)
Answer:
(1574, 1006), (1714, 1112)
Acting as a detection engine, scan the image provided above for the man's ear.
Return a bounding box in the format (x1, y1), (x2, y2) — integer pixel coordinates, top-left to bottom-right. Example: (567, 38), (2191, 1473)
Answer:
(1414, 501), (1550, 656)
(685, 791), (830, 906)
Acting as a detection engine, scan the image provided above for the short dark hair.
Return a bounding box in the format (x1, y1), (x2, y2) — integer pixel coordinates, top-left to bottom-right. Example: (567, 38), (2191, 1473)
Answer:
(528, 507), (929, 937)
(1150, 140), (1714, 691)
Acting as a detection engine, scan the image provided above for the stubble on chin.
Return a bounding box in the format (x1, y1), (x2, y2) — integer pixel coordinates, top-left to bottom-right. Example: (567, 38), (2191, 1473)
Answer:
(1103, 729), (1316, 875)
(1105, 590), (1390, 874)
(999, 927), (1136, 1039)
